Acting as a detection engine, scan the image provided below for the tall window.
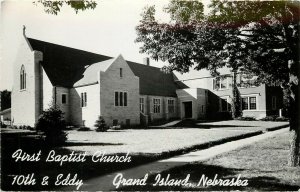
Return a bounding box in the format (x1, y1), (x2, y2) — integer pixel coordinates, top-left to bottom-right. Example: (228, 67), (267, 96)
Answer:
(115, 91), (128, 107)
(120, 68), (123, 78)
(61, 93), (67, 104)
(242, 96), (257, 110)
(168, 99), (175, 113)
(140, 98), (145, 113)
(20, 65), (26, 90)
(272, 96), (277, 110)
(81, 92), (87, 107)
(153, 98), (161, 113)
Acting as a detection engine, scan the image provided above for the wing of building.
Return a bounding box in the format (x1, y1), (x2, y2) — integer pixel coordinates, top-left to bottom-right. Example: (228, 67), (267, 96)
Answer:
(11, 30), (283, 128)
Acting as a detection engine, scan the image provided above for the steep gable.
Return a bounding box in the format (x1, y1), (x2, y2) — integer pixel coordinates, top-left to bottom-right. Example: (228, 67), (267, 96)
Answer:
(27, 38), (111, 87)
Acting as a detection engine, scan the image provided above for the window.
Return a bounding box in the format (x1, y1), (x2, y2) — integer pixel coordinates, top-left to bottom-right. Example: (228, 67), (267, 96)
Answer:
(20, 65), (26, 90)
(81, 92), (87, 107)
(213, 77), (228, 90)
(115, 91), (128, 107)
(140, 98), (145, 113)
(153, 98), (161, 113)
(61, 94), (67, 104)
(120, 68), (123, 78)
(168, 99), (175, 113)
(242, 96), (257, 110)
(272, 96), (276, 110)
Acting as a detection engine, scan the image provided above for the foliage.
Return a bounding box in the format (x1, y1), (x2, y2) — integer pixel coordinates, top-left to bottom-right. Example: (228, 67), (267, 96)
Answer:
(94, 116), (109, 132)
(35, 106), (67, 146)
(0, 90), (11, 110)
(235, 116), (256, 121)
(33, 0), (97, 15)
(260, 115), (289, 122)
(77, 126), (91, 131)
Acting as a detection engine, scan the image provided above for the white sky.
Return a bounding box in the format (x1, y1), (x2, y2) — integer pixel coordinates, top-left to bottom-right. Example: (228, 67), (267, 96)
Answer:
(0, 0), (211, 91)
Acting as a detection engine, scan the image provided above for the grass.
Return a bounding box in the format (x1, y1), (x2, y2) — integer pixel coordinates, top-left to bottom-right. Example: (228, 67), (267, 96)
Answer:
(123, 131), (300, 191)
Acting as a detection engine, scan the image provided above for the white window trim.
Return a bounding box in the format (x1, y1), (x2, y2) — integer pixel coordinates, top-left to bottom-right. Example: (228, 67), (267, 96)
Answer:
(61, 93), (68, 104)
(241, 94), (259, 111)
(114, 90), (129, 107)
(140, 97), (145, 113)
(153, 98), (161, 113)
(212, 77), (229, 91)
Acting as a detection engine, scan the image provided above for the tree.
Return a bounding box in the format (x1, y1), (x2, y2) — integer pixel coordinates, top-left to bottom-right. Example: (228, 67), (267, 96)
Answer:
(209, 0), (300, 166)
(35, 106), (68, 146)
(136, 1), (244, 118)
(136, 0), (300, 166)
(0, 90), (11, 111)
(33, 0), (97, 15)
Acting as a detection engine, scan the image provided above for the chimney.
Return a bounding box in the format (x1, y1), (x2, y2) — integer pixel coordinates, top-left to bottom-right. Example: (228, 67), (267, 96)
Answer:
(143, 57), (150, 66)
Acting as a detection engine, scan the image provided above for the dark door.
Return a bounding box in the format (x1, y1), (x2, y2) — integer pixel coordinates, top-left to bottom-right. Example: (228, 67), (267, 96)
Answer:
(184, 101), (192, 118)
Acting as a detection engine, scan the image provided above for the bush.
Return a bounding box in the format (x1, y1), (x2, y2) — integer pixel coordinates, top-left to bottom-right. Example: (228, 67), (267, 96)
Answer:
(235, 116), (257, 121)
(77, 126), (91, 131)
(94, 116), (109, 132)
(260, 115), (289, 122)
(35, 107), (68, 146)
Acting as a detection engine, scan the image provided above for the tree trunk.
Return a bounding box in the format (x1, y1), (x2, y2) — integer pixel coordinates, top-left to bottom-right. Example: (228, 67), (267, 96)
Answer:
(231, 71), (242, 118)
(288, 60), (300, 167)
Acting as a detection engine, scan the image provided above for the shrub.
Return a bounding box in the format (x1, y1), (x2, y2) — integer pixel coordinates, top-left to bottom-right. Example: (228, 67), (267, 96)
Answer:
(260, 115), (289, 122)
(77, 126), (91, 131)
(35, 107), (68, 146)
(235, 116), (257, 121)
(95, 116), (109, 132)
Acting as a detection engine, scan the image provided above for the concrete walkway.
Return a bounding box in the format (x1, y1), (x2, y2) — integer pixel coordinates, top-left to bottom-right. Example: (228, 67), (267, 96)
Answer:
(62, 127), (289, 191)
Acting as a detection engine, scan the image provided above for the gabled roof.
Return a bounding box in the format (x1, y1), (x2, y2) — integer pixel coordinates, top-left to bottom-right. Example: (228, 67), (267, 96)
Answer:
(28, 38), (111, 87)
(127, 62), (178, 97)
(27, 38), (178, 97)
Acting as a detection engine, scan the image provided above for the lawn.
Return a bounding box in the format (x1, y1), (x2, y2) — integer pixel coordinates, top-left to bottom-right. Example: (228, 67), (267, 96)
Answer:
(125, 131), (300, 191)
(65, 120), (288, 155)
(0, 120), (289, 191)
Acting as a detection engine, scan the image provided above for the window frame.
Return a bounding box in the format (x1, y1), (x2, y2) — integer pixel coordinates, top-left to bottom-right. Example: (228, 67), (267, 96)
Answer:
(61, 93), (68, 104)
(20, 65), (26, 90)
(153, 98), (161, 113)
(213, 77), (229, 90)
(140, 97), (145, 113)
(114, 91), (128, 107)
(167, 99), (175, 113)
(241, 95), (258, 111)
(81, 92), (87, 107)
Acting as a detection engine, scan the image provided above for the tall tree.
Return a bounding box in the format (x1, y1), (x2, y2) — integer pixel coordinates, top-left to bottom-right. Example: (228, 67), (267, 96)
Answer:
(136, 0), (300, 166)
(136, 1), (245, 118)
(213, 0), (299, 166)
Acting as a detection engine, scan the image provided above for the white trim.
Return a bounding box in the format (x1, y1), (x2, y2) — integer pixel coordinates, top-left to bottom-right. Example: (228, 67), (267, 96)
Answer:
(167, 99), (175, 113)
(241, 94), (259, 111)
(153, 98), (161, 113)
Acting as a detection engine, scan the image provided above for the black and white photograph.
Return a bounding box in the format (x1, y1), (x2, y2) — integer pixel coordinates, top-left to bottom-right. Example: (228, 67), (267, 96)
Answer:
(0, 0), (299, 191)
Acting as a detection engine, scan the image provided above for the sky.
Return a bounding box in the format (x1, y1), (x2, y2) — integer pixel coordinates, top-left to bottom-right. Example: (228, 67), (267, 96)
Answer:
(0, 0), (211, 91)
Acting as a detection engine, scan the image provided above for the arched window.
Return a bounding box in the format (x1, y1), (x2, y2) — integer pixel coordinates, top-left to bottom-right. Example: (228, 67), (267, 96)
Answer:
(20, 65), (26, 90)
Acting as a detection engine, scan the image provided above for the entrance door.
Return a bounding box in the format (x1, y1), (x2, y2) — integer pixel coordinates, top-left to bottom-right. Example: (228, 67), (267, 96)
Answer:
(183, 101), (192, 118)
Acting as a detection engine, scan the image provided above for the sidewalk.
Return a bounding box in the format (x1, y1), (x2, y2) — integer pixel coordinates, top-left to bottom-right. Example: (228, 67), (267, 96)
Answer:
(62, 127), (289, 191)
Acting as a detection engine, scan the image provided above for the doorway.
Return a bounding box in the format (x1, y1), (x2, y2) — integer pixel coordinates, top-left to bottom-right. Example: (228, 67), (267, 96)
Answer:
(183, 101), (192, 118)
